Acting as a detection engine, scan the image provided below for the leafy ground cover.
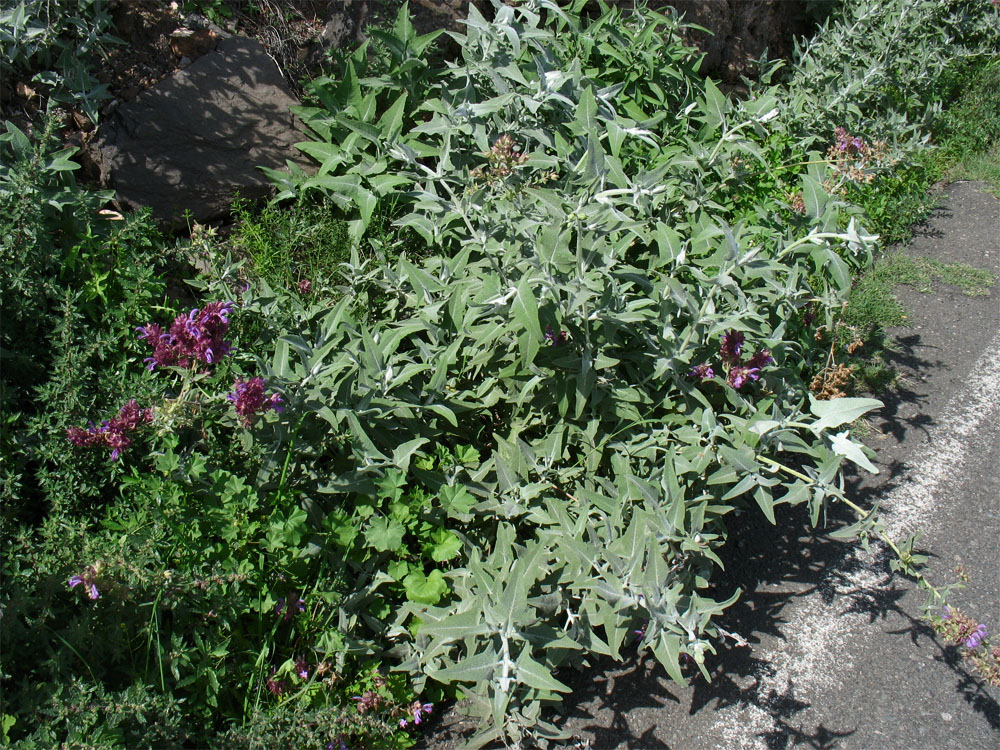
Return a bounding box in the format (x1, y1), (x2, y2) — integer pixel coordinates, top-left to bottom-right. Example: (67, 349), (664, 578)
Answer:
(2, 1), (998, 748)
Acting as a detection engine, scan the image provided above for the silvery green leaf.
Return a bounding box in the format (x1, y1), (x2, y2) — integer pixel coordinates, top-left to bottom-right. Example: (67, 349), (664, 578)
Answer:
(800, 174), (828, 219)
(749, 420), (781, 437)
(427, 648), (499, 685)
(515, 648), (571, 693)
(828, 431), (879, 474)
(808, 396), (883, 432)
(700, 78), (730, 130)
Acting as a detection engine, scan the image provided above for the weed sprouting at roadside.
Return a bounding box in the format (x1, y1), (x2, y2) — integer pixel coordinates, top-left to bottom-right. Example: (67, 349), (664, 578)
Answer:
(930, 602), (1000, 687)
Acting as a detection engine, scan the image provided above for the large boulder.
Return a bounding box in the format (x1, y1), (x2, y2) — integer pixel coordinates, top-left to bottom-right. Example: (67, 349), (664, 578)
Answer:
(95, 36), (309, 228)
(664, 0), (815, 84)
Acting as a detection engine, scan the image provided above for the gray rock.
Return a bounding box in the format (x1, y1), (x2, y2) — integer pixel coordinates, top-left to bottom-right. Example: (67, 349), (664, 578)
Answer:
(96, 36), (310, 228)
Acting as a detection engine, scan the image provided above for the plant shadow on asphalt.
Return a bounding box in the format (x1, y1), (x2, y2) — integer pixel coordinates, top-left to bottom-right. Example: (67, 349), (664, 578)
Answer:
(862, 332), (940, 443)
(551, 462), (998, 749)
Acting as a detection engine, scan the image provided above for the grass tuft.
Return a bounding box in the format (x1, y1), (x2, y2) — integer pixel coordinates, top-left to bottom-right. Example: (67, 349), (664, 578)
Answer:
(230, 196), (353, 292)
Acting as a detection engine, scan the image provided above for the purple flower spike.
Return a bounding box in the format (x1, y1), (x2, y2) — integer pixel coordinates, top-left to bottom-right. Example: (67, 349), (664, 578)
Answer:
(544, 325), (569, 346)
(67, 400), (152, 461)
(728, 365), (760, 390)
(720, 330), (745, 364)
(275, 595), (306, 620)
(689, 363), (715, 381)
(228, 377), (283, 427)
(747, 348), (775, 370)
(266, 672), (287, 696)
(139, 302), (234, 371)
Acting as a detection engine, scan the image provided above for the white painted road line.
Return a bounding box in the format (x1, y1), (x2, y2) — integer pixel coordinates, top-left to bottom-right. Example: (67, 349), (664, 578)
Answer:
(710, 332), (1000, 749)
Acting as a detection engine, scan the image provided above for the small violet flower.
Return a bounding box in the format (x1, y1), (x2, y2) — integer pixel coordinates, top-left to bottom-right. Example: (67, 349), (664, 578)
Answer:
(544, 325), (568, 346)
(297, 278), (312, 295)
(294, 656), (310, 680)
(410, 700), (434, 725)
(68, 566), (100, 600)
(966, 624), (988, 650)
(228, 377), (284, 427)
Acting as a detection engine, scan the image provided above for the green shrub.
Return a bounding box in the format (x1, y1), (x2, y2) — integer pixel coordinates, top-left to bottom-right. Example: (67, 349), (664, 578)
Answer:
(0, 118), (175, 521)
(248, 2), (886, 745)
(0, 0), (117, 121)
(933, 57), (1000, 158)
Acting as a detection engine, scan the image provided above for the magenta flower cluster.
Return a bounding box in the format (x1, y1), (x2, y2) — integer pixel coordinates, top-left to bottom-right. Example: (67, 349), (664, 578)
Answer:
(136, 301), (234, 371)
(689, 329), (775, 390)
(66, 399), (153, 461)
(228, 376), (283, 426)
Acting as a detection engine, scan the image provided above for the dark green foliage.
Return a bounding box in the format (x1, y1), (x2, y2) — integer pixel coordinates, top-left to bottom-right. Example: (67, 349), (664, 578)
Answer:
(11, 681), (189, 749)
(933, 57), (1000, 159)
(0, 0), (117, 121)
(0, 119), (176, 522)
(845, 156), (940, 246)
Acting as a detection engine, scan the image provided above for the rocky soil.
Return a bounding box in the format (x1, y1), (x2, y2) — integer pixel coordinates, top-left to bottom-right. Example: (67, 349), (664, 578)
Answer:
(3, 0), (829, 228)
